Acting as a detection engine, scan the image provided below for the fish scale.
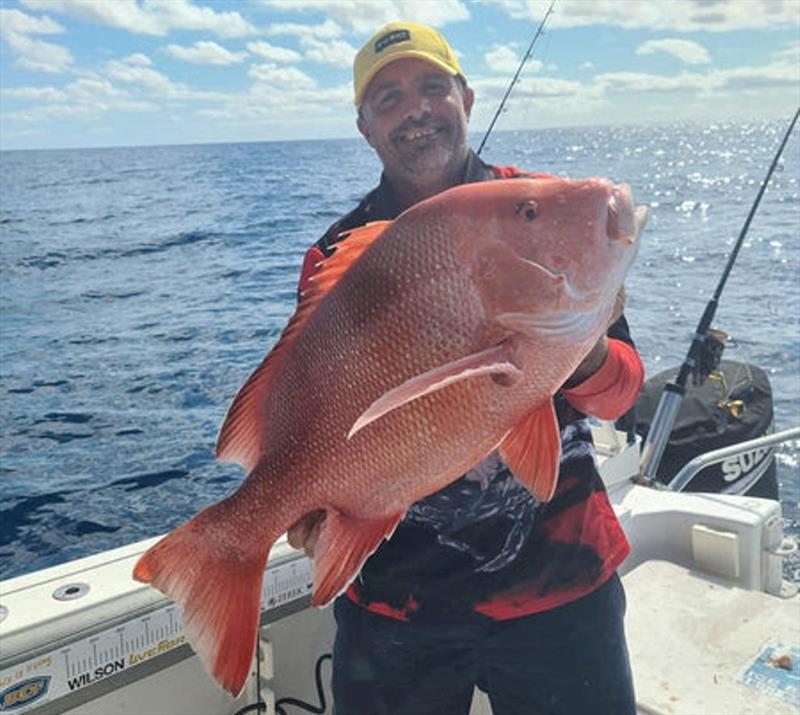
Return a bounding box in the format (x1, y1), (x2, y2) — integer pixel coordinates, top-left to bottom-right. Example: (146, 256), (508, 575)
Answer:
(133, 177), (646, 696)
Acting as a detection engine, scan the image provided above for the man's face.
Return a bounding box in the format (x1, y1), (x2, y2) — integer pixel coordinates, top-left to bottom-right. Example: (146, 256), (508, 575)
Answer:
(357, 58), (474, 185)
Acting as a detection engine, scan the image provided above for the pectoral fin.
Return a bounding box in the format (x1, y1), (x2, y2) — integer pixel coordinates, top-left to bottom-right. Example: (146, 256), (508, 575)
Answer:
(499, 401), (561, 502)
(348, 343), (522, 439)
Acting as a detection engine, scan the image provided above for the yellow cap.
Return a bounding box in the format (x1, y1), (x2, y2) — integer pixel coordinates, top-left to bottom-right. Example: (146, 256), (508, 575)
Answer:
(353, 21), (464, 107)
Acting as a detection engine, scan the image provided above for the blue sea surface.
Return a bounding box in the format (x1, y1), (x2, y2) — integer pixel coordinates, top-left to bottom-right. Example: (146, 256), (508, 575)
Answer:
(1, 122), (798, 581)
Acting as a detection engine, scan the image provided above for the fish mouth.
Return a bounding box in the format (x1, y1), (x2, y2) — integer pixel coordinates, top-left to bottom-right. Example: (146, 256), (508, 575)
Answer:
(607, 183), (648, 243)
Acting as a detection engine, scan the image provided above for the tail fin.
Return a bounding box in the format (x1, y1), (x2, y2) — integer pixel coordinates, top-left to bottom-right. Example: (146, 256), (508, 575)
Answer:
(133, 501), (272, 697)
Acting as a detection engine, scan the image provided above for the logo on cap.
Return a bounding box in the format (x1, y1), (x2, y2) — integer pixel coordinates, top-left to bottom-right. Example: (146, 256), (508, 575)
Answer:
(374, 29), (411, 54)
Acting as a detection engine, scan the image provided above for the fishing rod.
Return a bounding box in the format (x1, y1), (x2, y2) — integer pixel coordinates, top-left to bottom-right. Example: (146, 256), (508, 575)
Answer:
(639, 106), (800, 482)
(476, 0), (556, 156)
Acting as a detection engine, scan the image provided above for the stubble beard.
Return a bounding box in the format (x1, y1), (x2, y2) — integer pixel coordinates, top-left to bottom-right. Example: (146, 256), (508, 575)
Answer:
(388, 121), (468, 188)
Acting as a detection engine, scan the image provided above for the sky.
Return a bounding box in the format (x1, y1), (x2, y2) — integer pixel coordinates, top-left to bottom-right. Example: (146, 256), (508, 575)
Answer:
(1, 0), (799, 151)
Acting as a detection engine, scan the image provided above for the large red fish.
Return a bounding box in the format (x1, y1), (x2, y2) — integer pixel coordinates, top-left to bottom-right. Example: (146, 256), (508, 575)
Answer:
(134, 177), (646, 695)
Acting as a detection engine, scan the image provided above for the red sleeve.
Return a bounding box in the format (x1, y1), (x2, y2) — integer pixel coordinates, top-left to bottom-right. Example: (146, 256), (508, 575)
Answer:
(561, 339), (644, 420)
(297, 245), (326, 296)
(491, 166), (554, 180)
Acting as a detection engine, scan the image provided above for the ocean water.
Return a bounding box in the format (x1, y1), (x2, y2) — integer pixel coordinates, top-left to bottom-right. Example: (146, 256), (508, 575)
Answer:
(1, 121), (798, 582)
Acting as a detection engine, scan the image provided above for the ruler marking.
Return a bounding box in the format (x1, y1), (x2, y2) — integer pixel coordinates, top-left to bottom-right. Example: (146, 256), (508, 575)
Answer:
(1, 558), (312, 712)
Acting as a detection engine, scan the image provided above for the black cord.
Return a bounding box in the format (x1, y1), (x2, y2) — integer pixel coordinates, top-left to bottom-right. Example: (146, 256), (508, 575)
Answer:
(233, 704), (266, 715)
(233, 652), (333, 715)
(275, 653), (333, 715)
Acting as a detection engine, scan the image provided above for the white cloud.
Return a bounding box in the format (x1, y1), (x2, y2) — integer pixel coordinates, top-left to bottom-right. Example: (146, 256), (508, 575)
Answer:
(247, 41), (302, 63)
(267, 19), (343, 40)
(124, 53), (153, 66)
(197, 81), (353, 128)
(20, 0), (164, 34)
(774, 42), (800, 61)
(484, 44), (543, 74)
(0, 8), (64, 34)
(67, 77), (128, 102)
(485, 0), (800, 32)
(2, 86), (67, 102)
(468, 52), (800, 132)
(19, 0), (257, 38)
(105, 55), (227, 100)
(300, 36), (357, 68)
(3, 76), (158, 122)
(711, 59), (800, 91)
(264, 18), (355, 67)
(471, 74), (582, 101)
(513, 75), (582, 98)
(580, 61), (595, 71)
(2, 32), (74, 74)
(484, 45), (520, 74)
(636, 38), (711, 65)
(259, 0), (469, 34)
(594, 70), (709, 94)
(165, 41), (247, 65)
(106, 57), (174, 92)
(150, 0), (257, 38)
(247, 63), (316, 89)
(0, 8), (73, 73)
(594, 58), (799, 95)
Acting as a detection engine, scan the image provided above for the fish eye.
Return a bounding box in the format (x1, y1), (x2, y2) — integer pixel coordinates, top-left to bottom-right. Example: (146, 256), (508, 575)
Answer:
(514, 200), (538, 221)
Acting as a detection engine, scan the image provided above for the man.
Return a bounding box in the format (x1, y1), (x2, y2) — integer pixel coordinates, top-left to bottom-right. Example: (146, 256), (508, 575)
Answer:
(289, 21), (644, 715)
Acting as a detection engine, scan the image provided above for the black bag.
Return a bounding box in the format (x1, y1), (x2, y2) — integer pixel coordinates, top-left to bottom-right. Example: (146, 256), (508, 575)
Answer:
(622, 359), (778, 498)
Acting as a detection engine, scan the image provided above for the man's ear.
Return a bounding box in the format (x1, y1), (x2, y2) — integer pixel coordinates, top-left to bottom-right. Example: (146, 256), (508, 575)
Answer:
(357, 114), (373, 147)
(463, 85), (475, 119)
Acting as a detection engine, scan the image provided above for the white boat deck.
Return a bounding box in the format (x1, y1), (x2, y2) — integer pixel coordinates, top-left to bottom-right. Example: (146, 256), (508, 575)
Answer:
(1, 426), (798, 715)
(625, 560), (799, 715)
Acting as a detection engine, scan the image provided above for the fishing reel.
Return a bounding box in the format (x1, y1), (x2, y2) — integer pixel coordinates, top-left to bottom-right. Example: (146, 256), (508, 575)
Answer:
(694, 327), (745, 418)
(692, 327), (727, 387)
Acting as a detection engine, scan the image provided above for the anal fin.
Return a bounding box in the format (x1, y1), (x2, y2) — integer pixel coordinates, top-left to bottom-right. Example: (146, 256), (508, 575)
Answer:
(499, 401), (561, 502)
(312, 510), (402, 606)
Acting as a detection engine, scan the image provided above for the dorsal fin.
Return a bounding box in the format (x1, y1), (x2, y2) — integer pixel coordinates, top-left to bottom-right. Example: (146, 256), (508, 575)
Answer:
(215, 221), (391, 470)
(308, 221), (391, 296)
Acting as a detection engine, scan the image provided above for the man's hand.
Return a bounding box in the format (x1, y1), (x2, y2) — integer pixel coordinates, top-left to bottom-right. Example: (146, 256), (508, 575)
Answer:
(287, 510), (326, 558)
(563, 287), (625, 388)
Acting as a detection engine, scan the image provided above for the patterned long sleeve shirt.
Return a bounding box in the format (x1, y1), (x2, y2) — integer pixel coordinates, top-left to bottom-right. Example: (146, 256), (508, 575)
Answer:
(297, 151), (644, 622)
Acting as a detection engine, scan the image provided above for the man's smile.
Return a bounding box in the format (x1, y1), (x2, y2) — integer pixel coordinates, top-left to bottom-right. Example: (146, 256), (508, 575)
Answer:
(392, 122), (447, 150)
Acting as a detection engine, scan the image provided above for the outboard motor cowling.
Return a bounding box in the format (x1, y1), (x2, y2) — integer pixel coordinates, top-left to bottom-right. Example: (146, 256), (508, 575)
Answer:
(623, 359), (778, 498)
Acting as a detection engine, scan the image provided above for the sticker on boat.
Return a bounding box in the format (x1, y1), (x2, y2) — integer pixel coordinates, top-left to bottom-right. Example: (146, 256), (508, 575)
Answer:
(739, 642), (799, 705)
(0, 556), (312, 712)
(0, 676), (50, 711)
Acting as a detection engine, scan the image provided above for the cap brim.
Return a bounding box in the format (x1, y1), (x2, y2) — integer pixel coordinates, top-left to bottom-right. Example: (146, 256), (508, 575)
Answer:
(355, 51), (461, 107)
